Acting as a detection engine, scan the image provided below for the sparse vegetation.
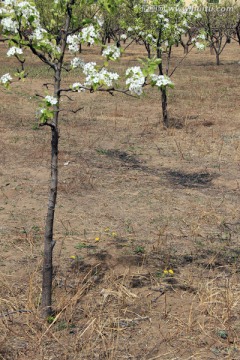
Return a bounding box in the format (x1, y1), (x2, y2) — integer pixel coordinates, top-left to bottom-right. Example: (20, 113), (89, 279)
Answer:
(1, 2), (240, 359)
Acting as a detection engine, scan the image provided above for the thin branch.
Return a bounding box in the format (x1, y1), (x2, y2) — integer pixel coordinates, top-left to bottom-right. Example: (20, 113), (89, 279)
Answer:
(169, 45), (194, 77)
(0, 309), (32, 318)
(39, 122), (55, 129)
(59, 86), (138, 98)
(61, 94), (74, 101)
(43, 83), (54, 89)
(123, 38), (136, 51)
(27, 43), (56, 70)
(59, 106), (84, 114)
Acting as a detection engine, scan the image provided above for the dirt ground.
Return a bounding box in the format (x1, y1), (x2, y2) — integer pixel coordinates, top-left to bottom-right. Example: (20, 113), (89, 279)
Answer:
(0, 40), (240, 360)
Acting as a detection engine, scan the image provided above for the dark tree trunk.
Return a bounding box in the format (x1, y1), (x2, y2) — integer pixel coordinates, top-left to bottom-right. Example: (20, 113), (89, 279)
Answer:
(216, 52), (220, 65)
(41, 65), (61, 317)
(161, 87), (169, 127)
(41, 125), (58, 317)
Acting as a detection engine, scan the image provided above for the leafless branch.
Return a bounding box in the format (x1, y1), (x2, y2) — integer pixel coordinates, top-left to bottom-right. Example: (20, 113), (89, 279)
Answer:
(39, 122), (55, 129)
(169, 45), (194, 77)
(43, 83), (54, 89)
(59, 106), (84, 114)
(0, 309), (32, 318)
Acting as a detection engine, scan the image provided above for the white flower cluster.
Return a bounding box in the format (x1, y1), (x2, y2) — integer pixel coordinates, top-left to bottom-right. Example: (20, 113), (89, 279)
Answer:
(6, 46), (23, 57)
(67, 34), (80, 53)
(83, 62), (119, 88)
(71, 83), (85, 92)
(146, 34), (156, 43)
(192, 33), (206, 50)
(16, 1), (40, 24)
(71, 57), (85, 69)
(1, 18), (18, 33)
(4, 0), (16, 5)
(82, 62), (95, 75)
(80, 25), (98, 45)
(67, 25), (99, 53)
(197, 33), (206, 40)
(150, 74), (173, 88)
(31, 28), (47, 41)
(94, 15), (104, 27)
(195, 42), (205, 50)
(126, 66), (145, 96)
(1, 0), (41, 34)
(0, 73), (12, 84)
(45, 95), (58, 105)
(120, 34), (127, 40)
(102, 45), (121, 60)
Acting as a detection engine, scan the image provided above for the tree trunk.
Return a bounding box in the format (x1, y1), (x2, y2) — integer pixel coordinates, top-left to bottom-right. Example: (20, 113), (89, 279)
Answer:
(41, 69), (61, 318)
(216, 52), (220, 65)
(41, 125), (59, 317)
(161, 87), (169, 127)
(40, 0), (72, 319)
(184, 44), (188, 54)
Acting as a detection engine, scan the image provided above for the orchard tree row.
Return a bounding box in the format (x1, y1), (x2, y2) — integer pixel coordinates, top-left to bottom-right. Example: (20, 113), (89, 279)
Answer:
(0, 0), (239, 319)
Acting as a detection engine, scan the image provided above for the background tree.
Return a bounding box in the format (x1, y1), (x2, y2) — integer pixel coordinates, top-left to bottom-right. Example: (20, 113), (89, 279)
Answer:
(194, 0), (239, 65)
(0, 0), (161, 318)
(121, 0), (205, 127)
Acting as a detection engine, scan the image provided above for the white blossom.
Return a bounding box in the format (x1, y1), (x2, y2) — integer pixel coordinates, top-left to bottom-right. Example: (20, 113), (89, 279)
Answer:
(82, 62), (119, 88)
(31, 28), (47, 40)
(94, 15), (104, 27)
(80, 25), (98, 45)
(150, 74), (173, 88)
(3, 0), (16, 5)
(71, 57), (85, 69)
(82, 62), (97, 75)
(7, 46), (23, 57)
(120, 34), (127, 40)
(102, 45), (121, 60)
(195, 42), (205, 50)
(1, 17), (18, 33)
(126, 66), (145, 95)
(45, 95), (58, 105)
(67, 34), (80, 53)
(197, 33), (206, 40)
(72, 83), (85, 92)
(0, 73), (12, 84)
(15, 1), (40, 27)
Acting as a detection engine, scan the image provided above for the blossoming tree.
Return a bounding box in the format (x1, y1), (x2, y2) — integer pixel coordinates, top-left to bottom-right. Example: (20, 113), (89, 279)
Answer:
(0, 0), (161, 317)
(121, 0), (206, 127)
(193, 0), (239, 65)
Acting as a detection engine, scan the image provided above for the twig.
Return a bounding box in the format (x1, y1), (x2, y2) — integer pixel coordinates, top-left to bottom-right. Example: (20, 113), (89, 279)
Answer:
(58, 106), (84, 113)
(0, 309), (32, 318)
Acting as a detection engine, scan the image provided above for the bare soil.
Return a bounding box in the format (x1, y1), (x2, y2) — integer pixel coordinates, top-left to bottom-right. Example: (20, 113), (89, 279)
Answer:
(1, 41), (240, 360)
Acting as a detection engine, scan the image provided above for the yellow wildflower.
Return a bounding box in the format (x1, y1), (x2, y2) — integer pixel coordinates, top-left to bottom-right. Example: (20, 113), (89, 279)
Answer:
(104, 227), (110, 232)
(163, 269), (168, 275)
(70, 255), (76, 260)
(111, 232), (117, 237)
(168, 269), (174, 275)
(95, 237), (100, 242)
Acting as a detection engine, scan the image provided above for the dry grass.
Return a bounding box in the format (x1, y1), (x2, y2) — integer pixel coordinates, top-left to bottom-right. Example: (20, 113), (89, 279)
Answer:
(1, 40), (240, 359)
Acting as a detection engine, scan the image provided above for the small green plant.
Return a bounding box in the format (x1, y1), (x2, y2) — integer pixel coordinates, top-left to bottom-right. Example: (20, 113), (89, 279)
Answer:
(217, 329), (228, 340)
(95, 148), (109, 155)
(47, 316), (55, 324)
(134, 246), (145, 254)
(74, 243), (88, 250)
(56, 321), (68, 331)
(32, 123), (40, 130)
